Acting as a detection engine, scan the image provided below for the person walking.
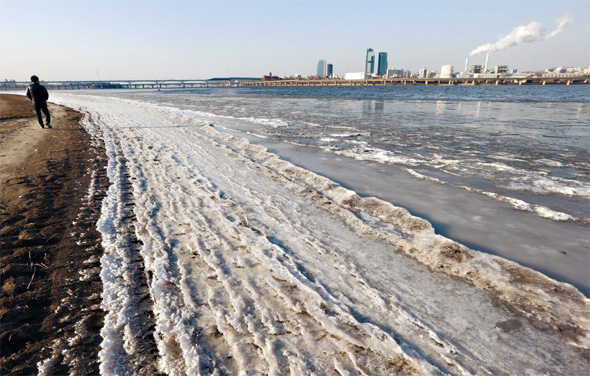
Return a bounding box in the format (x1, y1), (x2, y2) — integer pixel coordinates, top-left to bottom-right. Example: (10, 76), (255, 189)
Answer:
(26, 75), (51, 128)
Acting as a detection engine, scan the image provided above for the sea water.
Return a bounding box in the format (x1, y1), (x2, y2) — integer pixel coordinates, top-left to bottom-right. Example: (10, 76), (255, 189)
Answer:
(60, 86), (590, 295)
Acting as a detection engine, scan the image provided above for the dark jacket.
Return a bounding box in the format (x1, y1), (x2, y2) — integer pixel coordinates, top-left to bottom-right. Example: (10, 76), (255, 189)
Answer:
(26, 83), (49, 103)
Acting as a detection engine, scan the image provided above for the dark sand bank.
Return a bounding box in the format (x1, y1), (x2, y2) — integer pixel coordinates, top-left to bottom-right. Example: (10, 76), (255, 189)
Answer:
(0, 95), (108, 374)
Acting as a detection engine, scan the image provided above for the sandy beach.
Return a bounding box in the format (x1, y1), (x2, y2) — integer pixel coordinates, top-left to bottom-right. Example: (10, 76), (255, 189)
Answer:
(0, 95), (108, 374)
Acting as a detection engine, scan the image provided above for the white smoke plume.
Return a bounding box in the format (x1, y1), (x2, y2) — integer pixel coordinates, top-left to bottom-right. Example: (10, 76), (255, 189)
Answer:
(469, 14), (573, 56)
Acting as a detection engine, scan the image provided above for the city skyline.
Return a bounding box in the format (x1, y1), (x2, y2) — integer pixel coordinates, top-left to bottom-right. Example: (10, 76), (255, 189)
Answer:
(1, 0), (588, 81)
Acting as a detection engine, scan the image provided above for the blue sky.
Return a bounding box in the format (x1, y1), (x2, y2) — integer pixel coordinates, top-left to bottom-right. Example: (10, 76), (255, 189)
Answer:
(1, 0), (588, 80)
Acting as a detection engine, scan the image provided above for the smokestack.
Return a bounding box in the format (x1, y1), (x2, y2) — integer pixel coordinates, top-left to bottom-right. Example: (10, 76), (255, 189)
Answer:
(465, 57), (469, 73)
(484, 53), (490, 73)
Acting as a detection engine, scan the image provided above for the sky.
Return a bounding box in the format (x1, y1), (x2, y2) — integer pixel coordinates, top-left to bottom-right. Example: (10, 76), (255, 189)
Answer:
(1, 0), (588, 81)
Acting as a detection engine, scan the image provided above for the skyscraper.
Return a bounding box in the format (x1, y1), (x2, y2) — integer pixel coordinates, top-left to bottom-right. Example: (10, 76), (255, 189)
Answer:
(327, 64), (333, 78)
(365, 49), (375, 78)
(377, 52), (388, 76)
(317, 59), (327, 77)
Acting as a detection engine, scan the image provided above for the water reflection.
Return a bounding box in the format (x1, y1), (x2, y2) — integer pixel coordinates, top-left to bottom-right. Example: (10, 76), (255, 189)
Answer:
(362, 100), (372, 116)
(375, 100), (384, 113)
(475, 101), (482, 119)
(435, 100), (448, 116)
(576, 103), (590, 119)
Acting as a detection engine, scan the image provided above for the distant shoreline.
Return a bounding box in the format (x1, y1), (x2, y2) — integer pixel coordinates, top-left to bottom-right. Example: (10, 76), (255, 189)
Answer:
(241, 76), (590, 87)
(2, 75), (589, 91)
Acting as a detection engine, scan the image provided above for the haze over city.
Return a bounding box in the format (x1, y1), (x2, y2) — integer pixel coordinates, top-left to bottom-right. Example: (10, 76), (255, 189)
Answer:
(1, 0), (588, 81)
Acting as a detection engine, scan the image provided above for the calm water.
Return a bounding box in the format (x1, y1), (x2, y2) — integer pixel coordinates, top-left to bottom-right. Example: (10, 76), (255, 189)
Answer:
(59, 86), (590, 294)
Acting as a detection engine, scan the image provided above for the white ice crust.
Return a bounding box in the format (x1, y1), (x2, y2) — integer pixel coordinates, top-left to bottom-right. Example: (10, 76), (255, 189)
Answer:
(48, 93), (590, 376)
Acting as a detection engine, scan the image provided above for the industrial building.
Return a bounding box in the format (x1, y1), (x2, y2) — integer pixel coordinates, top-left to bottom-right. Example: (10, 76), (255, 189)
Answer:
(470, 65), (483, 74)
(440, 65), (454, 78)
(494, 65), (509, 75)
(464, 64), (513, 78)
(461, 53), (514, 78)
(344, 72), (366, 80)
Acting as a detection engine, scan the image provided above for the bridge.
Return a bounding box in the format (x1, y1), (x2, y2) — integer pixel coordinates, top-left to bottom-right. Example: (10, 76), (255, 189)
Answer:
(4, 76), (587, 91)
(238, 76), (590, 87)
(1, 77), (261, 91)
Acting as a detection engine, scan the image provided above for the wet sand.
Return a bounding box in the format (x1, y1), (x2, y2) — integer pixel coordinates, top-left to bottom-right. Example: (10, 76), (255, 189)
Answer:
(0, 94), (108, 374)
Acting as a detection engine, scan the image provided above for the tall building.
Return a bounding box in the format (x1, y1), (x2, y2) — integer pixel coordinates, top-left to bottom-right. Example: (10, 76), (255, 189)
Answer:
(327, 64), (333, 78)
(317, 59), (327, 77)
(418, 68), (428, 79)
(377, 52), (388, 76)
(365, 49), (375, 77)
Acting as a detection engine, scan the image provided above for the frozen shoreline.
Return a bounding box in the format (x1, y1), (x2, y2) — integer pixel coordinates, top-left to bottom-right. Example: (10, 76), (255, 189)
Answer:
(64, 89), (589, 294)
(49, 93), (589, 375)
(227, 133), (590, 296)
